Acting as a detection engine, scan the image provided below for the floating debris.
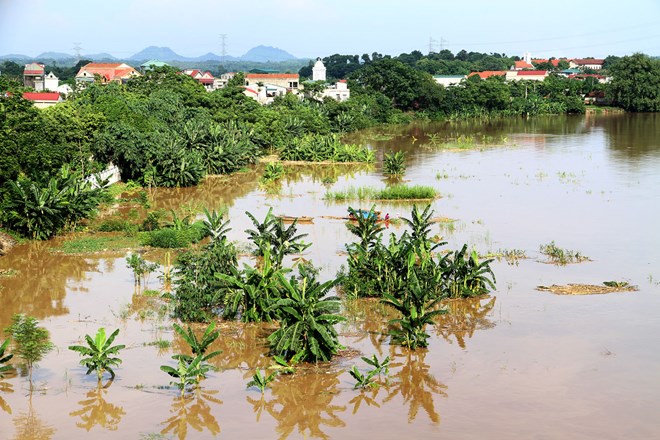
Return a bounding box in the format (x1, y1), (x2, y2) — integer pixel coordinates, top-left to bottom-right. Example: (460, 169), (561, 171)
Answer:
(536, 282), (638, 295)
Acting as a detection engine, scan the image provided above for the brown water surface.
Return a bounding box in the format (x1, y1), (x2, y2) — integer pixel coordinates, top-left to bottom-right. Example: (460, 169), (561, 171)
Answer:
(1, 113), (659, 439)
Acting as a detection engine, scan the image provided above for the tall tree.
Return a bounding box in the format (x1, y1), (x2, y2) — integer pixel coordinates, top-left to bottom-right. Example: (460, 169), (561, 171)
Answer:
(608, 53), (660, 112)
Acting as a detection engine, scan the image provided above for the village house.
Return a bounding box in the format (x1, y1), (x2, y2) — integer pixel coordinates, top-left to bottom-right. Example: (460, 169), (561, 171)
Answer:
(23, 62), (45, 90)
(309, 58), (351, 102)
(506, 70), (549, 81)
(512, 60), (534, 70)
(140, 59), (169, 72)
(570, 59), (604, 70)
(468, 71), (507, 79)
(22, 91), (62, 108)
(181, 69), (216, 91)
(245, 73), (299, 91)
(320, 80), (350, 102)
(433, 75), (466, 87)
(214, 72), (235, 89)
(75, 62), (140, 85)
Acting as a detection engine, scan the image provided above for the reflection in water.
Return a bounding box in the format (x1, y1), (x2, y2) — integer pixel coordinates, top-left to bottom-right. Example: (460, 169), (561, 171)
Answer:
(384, 351), (447, 424)
(169, 323), (272, 372)
(595, 113), (660, 160)
(12, 394), (56, 440)
(160, 389), (222, 440)
(151, 172), (260, 214)
(341, 299), (394, 354)
(0, 241), (100, 327)
(69, 384), (125, 432)
(435, 296), (496, 349)
(348, 386), (381, 414)
(254, 371), (346, 440)
(1, 380), (13, 414)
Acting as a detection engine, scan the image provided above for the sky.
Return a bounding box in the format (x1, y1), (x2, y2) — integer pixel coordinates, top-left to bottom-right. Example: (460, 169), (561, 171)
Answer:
(1, 0), (659, 59)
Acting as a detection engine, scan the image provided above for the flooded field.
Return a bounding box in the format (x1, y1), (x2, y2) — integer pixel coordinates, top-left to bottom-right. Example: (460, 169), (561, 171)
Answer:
(1, 113), (659, 439)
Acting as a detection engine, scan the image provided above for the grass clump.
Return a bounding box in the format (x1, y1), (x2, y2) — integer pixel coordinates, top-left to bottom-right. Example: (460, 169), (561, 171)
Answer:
(539, 241), (590, 265)
(325, 185), (437, 201)
(56, 235), (140, 254)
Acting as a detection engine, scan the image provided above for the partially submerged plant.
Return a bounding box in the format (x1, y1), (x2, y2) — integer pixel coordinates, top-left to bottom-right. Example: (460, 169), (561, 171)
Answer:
(160, 354), (210, 397)
(4, 314), (54, 387)
(268, 269), (345, 362)
(539, 241), (589, 265)
(0, 339), (13, 377)
(126, 253), (159, 285)
(260, 162), (285, 183)
(68, 328), (125, 382)
(172, 322), (222, 363)
(247, 369), (278, 394)
(350, 354), (391, 389)
(383, 151), (406, 176)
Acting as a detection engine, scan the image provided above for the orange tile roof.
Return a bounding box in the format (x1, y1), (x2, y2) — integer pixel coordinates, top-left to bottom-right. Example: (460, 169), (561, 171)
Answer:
(468, 71), (506, 79)
(514, 61), (534, 69)
(76, 63), (138, 81)
(571, 59), (604, 65)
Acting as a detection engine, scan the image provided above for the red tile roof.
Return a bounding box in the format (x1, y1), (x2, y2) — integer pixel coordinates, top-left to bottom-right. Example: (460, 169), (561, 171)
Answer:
(246, 73), (299, 79)
(514, 61), (534, 69)
(571, 59), (604, 65)
(468, 71), (506, 79)
(517, 70), (548, 76)
(532, 59), (561, 67)
(23, 92), (60, 101)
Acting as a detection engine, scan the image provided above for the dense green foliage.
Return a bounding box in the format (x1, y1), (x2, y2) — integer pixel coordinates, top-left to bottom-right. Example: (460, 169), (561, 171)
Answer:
(608, 53), (660, 112)
(4, 314), (54, 383)
(338, 205), (496, 348)
(279, 133), (374, 162)
(68, 328), (125, 382)
(383, 151), (406, 176)
(267, 269), (344, 362)
(0, 339), (13, 377)
(0, 166), (105, 239)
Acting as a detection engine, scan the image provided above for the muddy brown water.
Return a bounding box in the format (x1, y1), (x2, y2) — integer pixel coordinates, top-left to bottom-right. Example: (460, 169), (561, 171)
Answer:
(1, 113), (659, 439)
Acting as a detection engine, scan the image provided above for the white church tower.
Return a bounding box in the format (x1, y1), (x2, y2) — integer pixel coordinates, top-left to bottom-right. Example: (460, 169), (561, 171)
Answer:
(312, 57), (326, 82)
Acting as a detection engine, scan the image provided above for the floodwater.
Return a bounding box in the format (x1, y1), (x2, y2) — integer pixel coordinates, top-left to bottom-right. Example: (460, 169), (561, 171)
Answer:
(1, 113), (659, 439)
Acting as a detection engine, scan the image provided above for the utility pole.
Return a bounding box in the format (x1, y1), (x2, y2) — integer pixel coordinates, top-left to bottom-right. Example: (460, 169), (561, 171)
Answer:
(439, 36), (448, 51)
(429, 36), (437, 54)
(73, 42), (82, 62)
(219, 34), (227, 60)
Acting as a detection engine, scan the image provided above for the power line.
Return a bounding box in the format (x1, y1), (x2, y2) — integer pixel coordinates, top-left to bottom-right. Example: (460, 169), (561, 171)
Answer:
(73, 42), (82, 61)
(219, 34), (227, 59)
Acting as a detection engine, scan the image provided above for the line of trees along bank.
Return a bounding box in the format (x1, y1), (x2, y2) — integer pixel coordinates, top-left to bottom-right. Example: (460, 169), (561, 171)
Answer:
(1, 53), (658, 239)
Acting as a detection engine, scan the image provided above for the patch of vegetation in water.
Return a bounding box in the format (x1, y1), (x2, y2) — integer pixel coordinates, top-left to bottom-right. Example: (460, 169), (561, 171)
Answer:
(324, 185), (437, 201)
(54, 234), (142, 254)
(486, 248), (528, 266)
(539, 241), (590, 265)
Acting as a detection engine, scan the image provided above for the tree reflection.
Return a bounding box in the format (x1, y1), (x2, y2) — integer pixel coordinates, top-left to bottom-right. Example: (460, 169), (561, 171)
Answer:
(160, 388), (222, 440)
(0, 241), (100, 327)
(383, 350), (447, 423)
(251, 370), (346, 440)
(69, 384), (125, 431)
(348, 386), (381, 414)
(12, 393), (55, 440)
(0, 380), (13, 414)
(434, 296), (496, 348)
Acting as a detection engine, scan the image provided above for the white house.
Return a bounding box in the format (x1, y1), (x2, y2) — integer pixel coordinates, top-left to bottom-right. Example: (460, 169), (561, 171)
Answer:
(433, 75), (466, 87)
(506, 70), (549, 81)
(570, 59), (604, 70)
(320, 80), (350, 102)
(44, 72), (59, 91)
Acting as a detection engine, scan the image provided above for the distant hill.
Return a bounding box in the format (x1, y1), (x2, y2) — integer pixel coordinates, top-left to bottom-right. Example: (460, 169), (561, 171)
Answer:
(83, 53), (117, 61)
(36, 52), (75, 60)
(241, 45), (296, 62)
(129, 46), (183, 61)
(1, 45), (303, 65)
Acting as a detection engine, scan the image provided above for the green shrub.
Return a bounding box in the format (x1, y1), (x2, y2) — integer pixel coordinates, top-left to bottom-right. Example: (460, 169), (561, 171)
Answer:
(142, 222), (206, 248)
